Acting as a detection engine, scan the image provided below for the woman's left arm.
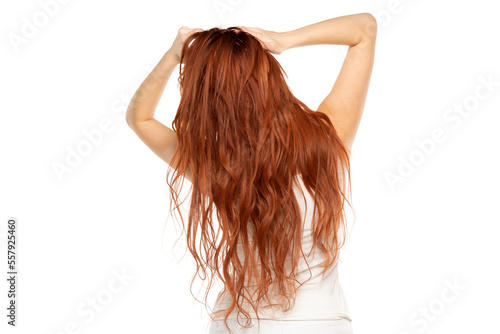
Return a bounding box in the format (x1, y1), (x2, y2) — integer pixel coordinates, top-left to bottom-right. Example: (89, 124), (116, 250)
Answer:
(126, 26), (202, 183)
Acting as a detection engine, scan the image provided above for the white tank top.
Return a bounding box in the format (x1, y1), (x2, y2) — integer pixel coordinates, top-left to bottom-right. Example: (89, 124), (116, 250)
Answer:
(211, 173), (351, 321)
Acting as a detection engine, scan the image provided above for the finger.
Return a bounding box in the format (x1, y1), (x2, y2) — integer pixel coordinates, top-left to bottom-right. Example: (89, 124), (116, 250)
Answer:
(241, 27), (259, 37)
(188, 28), (203, 35)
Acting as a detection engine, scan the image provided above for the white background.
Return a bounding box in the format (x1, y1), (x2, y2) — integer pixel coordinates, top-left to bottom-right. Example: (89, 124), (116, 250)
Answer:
(1, 0), (499, 333)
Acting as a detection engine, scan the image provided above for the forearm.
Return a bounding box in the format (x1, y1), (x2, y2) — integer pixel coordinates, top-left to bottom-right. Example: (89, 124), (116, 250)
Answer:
(281, 13), (377, 50)
(126, 49), (179, 125)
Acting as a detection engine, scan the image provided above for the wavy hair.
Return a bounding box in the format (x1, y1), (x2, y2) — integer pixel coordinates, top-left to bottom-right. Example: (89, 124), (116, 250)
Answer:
(166, 26), (352, 333)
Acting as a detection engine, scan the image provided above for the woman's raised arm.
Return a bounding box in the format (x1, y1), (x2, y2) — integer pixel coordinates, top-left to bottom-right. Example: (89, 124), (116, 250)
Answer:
(284, 13), (378, 153)
(242, 14), (377, 154)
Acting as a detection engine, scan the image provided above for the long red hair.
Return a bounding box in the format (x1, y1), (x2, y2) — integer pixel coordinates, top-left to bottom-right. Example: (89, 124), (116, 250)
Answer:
(166, 26), (352, 333)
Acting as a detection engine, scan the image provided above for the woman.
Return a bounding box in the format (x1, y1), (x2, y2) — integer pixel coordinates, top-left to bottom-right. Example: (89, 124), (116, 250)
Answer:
(126, 12), (377, 334)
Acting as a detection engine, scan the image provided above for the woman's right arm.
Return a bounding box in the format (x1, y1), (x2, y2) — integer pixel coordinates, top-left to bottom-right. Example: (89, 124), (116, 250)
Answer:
(282, 13), (378, 154)
(281, 13), (377, 50)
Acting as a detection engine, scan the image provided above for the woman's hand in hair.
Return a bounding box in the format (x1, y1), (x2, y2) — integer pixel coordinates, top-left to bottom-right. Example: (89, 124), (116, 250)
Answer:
(168, 26), (203, 63)
(237, 26), (287, 55)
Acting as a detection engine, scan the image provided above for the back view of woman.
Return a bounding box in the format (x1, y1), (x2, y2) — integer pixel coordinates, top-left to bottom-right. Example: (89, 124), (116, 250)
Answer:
(126, 13), (377, 334)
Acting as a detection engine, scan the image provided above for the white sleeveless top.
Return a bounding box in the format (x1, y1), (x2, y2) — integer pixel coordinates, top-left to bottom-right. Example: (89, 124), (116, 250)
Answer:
(211, 174), (351, 321)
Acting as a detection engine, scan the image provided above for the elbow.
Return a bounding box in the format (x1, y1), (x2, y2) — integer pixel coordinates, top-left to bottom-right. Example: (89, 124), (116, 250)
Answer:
(363, 12), (377, 23)
(125, 112), (137, 131)
(358, 13), (377, 44)
(125, 113), (133, 129)
(365, 13), (378, 36)
(125, 109), (153, 130)
(361, 12), (377, 27)
(125, 105), (136, 129)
